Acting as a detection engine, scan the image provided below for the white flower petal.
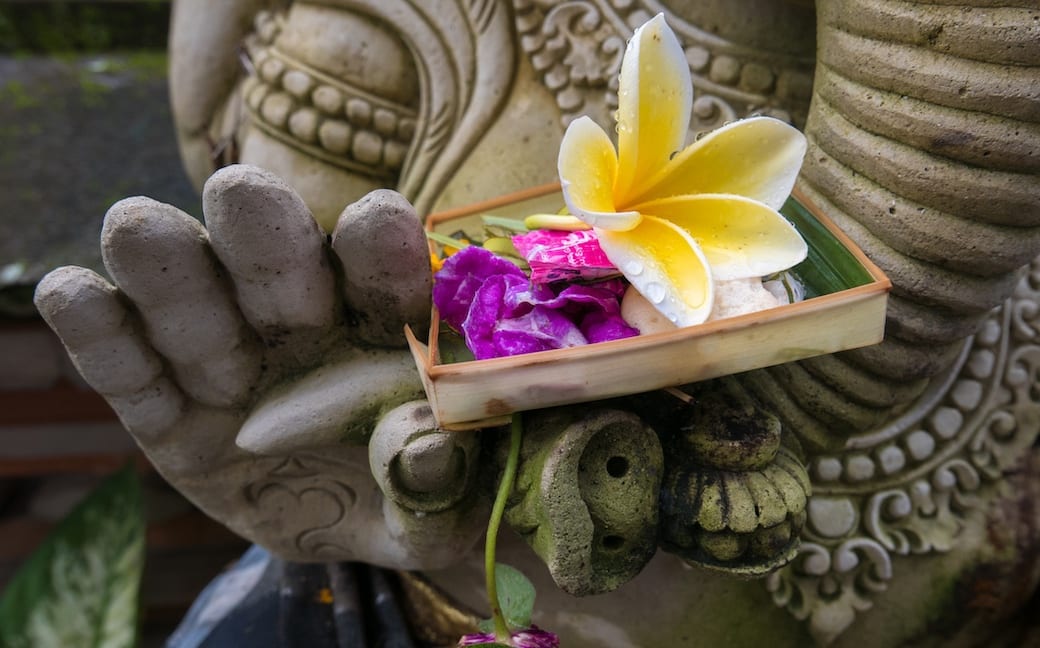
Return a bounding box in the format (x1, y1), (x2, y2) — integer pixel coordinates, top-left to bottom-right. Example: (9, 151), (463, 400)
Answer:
(614, 13), (693, 207)
(637, 194), (808, 280)
(631, 117), (807, 210)
(558, 116), (641, 230)
(596, 215), (714, 327)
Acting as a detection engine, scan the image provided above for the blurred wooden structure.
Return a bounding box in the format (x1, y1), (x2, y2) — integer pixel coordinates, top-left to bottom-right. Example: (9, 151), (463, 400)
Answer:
(0, 319), (249, 641)
(0, 2), (246, 643)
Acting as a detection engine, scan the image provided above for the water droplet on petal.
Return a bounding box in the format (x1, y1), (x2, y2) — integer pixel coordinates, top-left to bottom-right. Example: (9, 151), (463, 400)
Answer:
(624, 260), (644, 276)
(645, 282), (666, 304)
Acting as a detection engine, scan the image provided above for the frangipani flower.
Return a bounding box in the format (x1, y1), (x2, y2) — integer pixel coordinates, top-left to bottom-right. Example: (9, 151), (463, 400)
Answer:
(558, 14), (809, 327)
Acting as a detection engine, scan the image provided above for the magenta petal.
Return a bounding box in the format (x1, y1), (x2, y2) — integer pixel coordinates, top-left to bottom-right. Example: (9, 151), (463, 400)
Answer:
(542, 278), (628, 312)
(434, 246), (526, 329)
(511, 626), (561, 648)
(457, 626), (560, 648)
(457, 631), (497, 646)
(461, 274), (524, 359)
(462, 275), (588, 359)
(500, 279), (558, 318)
(581, 310), (640, 343)
(494, 307), (588, 355)
(513, 229), (617, 283)
(436, 246), (637, 359)
(594, 277), (630, 299)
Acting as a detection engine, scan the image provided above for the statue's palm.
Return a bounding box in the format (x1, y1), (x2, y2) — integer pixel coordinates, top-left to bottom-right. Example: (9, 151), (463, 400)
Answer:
(35, 165), (485, 566)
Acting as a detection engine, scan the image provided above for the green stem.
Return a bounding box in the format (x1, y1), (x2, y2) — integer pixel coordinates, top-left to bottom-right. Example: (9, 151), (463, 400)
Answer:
(485, 413), (523, 643)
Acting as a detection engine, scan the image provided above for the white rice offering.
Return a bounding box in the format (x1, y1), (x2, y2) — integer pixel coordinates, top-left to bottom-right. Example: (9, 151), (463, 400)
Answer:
(621, 275), (803, 335)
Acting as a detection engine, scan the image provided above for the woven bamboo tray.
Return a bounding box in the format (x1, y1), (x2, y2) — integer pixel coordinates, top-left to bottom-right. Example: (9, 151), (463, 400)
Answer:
(407, 184), (890, 430)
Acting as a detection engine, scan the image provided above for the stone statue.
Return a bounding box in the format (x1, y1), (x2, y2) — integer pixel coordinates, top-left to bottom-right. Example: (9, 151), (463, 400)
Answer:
(34, 0), (1040, 645)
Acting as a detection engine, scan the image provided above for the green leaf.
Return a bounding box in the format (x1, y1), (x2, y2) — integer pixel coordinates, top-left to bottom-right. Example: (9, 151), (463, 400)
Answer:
(480, 214), (530, 233)
(496, 563), (535, 631)
(0, 465), (145, 648)
(474, 563), (536, 634)
(781, 197), (874, 298)
(438, 328), (476, 364)
(426, 230), (473, 249)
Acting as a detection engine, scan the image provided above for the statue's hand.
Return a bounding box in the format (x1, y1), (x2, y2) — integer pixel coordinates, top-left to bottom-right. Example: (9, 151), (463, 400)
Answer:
(34, 165), (485, 567)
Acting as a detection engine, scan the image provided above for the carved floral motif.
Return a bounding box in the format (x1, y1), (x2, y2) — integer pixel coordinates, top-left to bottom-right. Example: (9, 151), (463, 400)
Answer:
(245, 455), (364, 559)
(513, 0), (814, 135)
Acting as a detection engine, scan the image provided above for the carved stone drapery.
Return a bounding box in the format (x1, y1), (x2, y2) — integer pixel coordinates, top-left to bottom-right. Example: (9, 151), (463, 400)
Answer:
(767, 259), (1040, 644)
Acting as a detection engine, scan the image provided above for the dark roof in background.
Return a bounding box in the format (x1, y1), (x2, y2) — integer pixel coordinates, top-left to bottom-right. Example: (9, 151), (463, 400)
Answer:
(0, 1), (200, 316)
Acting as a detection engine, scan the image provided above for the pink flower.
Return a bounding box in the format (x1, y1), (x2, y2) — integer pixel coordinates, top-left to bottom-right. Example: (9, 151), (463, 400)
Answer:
(511, 228), (616, 284)
(458, 625), (560, 647)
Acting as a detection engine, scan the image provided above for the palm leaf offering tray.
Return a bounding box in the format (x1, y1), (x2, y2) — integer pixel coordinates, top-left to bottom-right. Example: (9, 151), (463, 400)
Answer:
(406, 183), (890, 430)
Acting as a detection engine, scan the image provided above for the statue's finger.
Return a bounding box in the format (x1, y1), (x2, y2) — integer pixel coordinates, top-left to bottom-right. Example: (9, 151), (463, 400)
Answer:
(203, 165), (337, 343)
(101, 197), (261, 408)
(33, 266), (187, 437)
(369, 400), (480, 513)
(332, 190), (431, 347)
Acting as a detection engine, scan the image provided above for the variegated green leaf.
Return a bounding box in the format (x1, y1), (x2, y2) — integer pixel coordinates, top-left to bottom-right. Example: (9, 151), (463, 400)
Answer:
(0, 465), (144, 648)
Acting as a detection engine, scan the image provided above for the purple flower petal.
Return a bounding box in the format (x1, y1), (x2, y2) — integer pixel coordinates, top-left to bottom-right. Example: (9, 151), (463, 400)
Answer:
(434, 246), (637, 359)
(458, 632), (498, 646)
(581, 310), (640, 343)
(541, 278), (628, 311)
(434, 246), (526, 329)
(462, 276), (588, 359)
(511, 626), (561, 648)
(493, 307), (588, 355)
(499, 278), (557, 319)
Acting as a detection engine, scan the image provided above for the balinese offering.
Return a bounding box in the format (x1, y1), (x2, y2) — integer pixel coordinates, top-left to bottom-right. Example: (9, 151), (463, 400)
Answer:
(432, 14), (809, 360)
(437, 20), (821, 646)
(410, 13), (889, 431)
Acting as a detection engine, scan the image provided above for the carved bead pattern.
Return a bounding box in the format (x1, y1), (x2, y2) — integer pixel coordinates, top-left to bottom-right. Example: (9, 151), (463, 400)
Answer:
(513, 0), (814, 136)
(253, 9), (283, 46)
(242, 46), (417, 179)
(766, 259), (1040, 645)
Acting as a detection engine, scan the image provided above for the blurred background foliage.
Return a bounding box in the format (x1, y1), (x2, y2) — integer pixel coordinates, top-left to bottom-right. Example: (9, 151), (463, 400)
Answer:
(0, 0), (199, 316)
(0, 4), (246, 647)
(0, 1), (170, 53)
